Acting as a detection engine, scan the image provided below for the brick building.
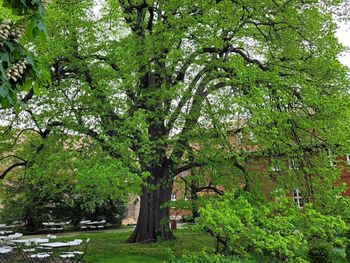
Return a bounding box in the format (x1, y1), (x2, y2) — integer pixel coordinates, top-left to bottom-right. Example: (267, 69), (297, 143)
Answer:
(125, 130), (350, 223)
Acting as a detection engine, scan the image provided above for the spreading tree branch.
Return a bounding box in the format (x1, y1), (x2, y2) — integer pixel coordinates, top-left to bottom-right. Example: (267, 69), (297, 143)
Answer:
(0, 162), (27, 179)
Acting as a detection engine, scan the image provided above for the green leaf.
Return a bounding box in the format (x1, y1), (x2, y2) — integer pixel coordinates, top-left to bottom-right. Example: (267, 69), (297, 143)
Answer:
(0, 84), (9, 97)
(22, 77), (33, 91)
(33, 80), (39, 95)
(0, 52), (10, 64)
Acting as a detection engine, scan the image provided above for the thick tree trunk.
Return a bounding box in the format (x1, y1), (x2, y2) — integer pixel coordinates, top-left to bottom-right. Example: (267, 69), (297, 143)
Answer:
(127, 170), (174, 243)
(190, 186), (199, 220)
(127, 70), (175, 243)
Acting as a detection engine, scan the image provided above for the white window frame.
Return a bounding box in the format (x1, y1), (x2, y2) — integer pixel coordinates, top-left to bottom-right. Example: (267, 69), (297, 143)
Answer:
(171, 193), (176, 201)
(288, 158), (299, 170)
(270, 158), (281, 172)
(293, 189), (303, 208)
(271, 166), (281, 172)
(180, 171), (189, 177)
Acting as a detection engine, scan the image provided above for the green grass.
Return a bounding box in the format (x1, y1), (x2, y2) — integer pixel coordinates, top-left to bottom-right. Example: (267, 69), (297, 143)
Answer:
(19, 228), (350, 263)
(54, 227), (213, 263)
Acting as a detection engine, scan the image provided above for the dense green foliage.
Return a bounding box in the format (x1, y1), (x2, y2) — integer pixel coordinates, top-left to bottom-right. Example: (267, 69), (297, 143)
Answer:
(0, 0), (48, 108)
(0, 131), (130, 229)
(196, 190), (349, 262)
(0, 0), (349, 251)
(169, 251), (240, 263)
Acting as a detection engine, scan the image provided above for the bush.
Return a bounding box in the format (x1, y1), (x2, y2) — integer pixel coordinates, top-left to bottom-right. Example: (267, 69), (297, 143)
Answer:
(182, 215), (194, 223)
(168, 250), (246, 263)
(345, 241), (350, 262)
(0, 134), (132, 231)
(195, 191), (348, 262)
(0, 176), (127, 231)
(308, 239), (332, 263)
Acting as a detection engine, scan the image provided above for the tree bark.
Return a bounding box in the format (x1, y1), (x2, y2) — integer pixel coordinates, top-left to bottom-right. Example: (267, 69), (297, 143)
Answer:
(190, 184), (199, 220)
(127, 170), (174, 243)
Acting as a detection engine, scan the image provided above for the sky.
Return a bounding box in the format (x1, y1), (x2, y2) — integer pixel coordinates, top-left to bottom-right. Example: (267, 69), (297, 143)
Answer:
(92, 2), (350, 68)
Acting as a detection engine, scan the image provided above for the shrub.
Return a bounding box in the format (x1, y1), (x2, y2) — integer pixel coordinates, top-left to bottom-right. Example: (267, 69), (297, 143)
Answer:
(345, 239), (350, 262)
(308, 239), (332, 263)
(195, 191), (348, 262)
(168, 250), (245, 263)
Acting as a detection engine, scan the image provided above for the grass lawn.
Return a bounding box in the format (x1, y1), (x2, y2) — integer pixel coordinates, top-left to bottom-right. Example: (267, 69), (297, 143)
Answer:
(54, 227), (213, 263)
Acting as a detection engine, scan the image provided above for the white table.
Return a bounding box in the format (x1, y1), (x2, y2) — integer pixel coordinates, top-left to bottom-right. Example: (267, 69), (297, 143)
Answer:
(81, 220), (106, 231)
(30, 238), (50, 244)
(0, 231), (13, 235)
(79, 220), (91, 224)
(41, 242), (70, 248)
(11, 239), (30, 244)
(0, 247), (12, 254)
(42, 222), (67, 232)
(12, 238), (49, 245)
(0, 246), (13, 262)
(0, 224), (12, 230)
(42, 222), (67, 226)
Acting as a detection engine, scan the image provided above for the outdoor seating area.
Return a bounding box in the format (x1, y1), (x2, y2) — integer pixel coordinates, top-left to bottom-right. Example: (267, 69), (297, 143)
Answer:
(42, 222), (70, 233)
(0, 224), (14, 237)
(0, 232), (90, 262)
(0, 224), (14, 230)
(79, 220), (106, 231)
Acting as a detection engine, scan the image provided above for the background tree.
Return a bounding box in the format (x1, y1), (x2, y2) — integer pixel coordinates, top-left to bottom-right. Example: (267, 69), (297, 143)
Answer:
(0, 130), (131, 230)
(0, 0), (349, 244)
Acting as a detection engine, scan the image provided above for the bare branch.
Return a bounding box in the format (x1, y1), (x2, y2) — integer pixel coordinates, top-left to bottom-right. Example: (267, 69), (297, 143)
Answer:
(0, 155), (27, 163)
(12, 128), (41, 146)
(26, 110), (43, 134)
(0, 162), (27, 180)
(21, 89), (34, 103)
(176, 162), (203, 176)
(166, 67), (208, 134)
(92, 55), (120, 71)
(196, 182), (224, 196)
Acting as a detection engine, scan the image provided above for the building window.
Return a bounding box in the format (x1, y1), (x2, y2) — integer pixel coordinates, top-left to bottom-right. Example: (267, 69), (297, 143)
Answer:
(293, 189), (303, 208)
(288, 158), (299, 170)
(171, 193), (176, 201)
(237, 131), (243, 145)
(180, 171), (189, 177)
(271, 166), (280, 172)
(346, 154), (350, 165)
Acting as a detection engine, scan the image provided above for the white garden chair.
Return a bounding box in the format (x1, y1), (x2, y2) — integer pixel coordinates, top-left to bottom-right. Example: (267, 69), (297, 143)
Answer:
(0, 246), (14, 262)
(59, 238), (90, 263)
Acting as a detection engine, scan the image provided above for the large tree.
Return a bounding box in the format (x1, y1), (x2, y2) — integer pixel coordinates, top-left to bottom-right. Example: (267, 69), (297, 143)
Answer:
(1, 0), (349, 243)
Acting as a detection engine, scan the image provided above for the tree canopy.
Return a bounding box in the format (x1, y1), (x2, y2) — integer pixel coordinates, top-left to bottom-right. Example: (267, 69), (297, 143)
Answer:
(0, 0), (349, 244)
